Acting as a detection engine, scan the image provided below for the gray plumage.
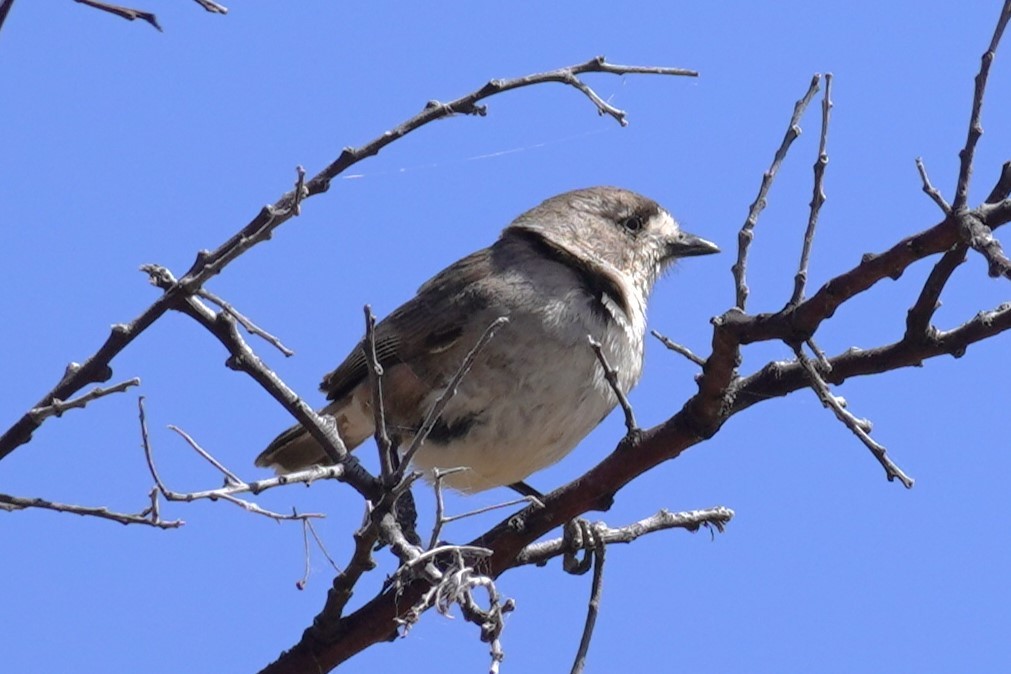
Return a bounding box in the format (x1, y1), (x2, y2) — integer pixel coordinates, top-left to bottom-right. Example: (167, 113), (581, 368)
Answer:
(255, 186), (718, 493)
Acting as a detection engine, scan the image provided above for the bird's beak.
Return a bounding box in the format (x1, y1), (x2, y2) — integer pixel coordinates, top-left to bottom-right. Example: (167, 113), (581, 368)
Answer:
(669, 232), (720, 257)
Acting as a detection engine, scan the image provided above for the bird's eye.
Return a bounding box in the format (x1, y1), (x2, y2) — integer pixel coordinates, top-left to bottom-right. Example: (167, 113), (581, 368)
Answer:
(620, 215), (644, 233)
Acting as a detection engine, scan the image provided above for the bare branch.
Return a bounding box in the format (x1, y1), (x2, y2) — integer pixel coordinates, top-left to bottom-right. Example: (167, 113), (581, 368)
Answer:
(806, 338), (833, 373)
(793, 347), (914, 488)
(569, 525), (605, 674)
(364, 305), (394, 483)
(915, 157), (952, 214)
(0, 490), (183, 529)
(139, 398), (327, 521)
(514, 507), (734, 567)
(296, 516), (342, 591)
(790, 73), (834, 307)
(733, 74), (821, 310)
(588, 336), (638, 435)
(429, 468), (541, 550)
(905, 244), (967, 338)
(167, 424), (244, 485)
(986, 161), (1011, 203)
(952, 1), (1011, 211)
(28, 377), (140, 423)
(198, 289), (294, 356)
(650, 329), (706, 366)
(73, 0), (161, 31)
(0, 0), (17, 36)
(958, 211), (1011, 278)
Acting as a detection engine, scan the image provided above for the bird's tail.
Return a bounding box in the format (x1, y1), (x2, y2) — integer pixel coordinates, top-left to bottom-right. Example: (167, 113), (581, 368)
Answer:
(254, 423), (333, 473)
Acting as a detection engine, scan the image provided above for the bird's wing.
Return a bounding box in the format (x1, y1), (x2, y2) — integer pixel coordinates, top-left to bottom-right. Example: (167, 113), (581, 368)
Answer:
(320, 246), (496, 403)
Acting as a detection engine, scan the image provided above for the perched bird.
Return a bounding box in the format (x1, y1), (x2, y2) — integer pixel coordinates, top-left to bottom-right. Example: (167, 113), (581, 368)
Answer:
(255, 186), (718, 493)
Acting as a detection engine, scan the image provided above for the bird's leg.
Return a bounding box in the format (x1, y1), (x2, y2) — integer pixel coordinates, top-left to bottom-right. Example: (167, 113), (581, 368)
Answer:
(508, 480), (544, 502)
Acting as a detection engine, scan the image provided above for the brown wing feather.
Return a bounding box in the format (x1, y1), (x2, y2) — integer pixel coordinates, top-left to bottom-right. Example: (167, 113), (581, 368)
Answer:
(319, 246), (495, 402)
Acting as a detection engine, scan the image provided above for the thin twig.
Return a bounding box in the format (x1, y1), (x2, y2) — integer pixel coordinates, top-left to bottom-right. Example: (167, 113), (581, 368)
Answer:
(790, 73), (834, 307)
(570, 526), (605, 674)
(733, 74), (822, 310)
(397, 317), (509, 481)
(806, 338), (833, 373)
(28, 377), (140, 423)
(952, 1), (1011, 212)
(0, 0), (18, 37)
(296, 515), (341, 590)
(588, 336), (637, 435)
(793, 347), (914, 488)
(73, 0), (161, 31)
(0, 491), (183, 529)
(297, 514), (312, 590)
(514, 507), (734, 567)
(191, 0), (227, 13)
(139, 398), (327, 521)
(915, 158), (952, 214)
(364, 305), (394, 484)
(428, 467), (466, 550)
(306, 518), (341, 571)
(292, 165), (307, 216)
(167, 424), (243, 485)
(198, 288), (294, 356)
(650, 329), (706, 366)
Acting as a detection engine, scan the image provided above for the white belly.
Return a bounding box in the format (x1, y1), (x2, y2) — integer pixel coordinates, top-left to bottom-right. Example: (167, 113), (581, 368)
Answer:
(408, 287), (644, 493)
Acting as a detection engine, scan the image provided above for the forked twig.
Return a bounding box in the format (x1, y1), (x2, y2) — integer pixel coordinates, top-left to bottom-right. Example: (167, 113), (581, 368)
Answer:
(733, 74), (822, 310)
(0, 489), (183, 529)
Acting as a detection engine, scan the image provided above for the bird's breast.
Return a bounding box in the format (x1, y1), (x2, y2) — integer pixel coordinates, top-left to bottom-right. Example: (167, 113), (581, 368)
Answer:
(408, 277), (645, 493)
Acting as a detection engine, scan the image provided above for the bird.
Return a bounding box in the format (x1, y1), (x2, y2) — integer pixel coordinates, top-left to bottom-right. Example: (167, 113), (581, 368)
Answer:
(255, 186), (718, 494)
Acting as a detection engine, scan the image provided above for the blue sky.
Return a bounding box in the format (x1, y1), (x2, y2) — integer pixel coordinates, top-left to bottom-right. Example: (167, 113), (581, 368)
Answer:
(3, 2), (1011, 672)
